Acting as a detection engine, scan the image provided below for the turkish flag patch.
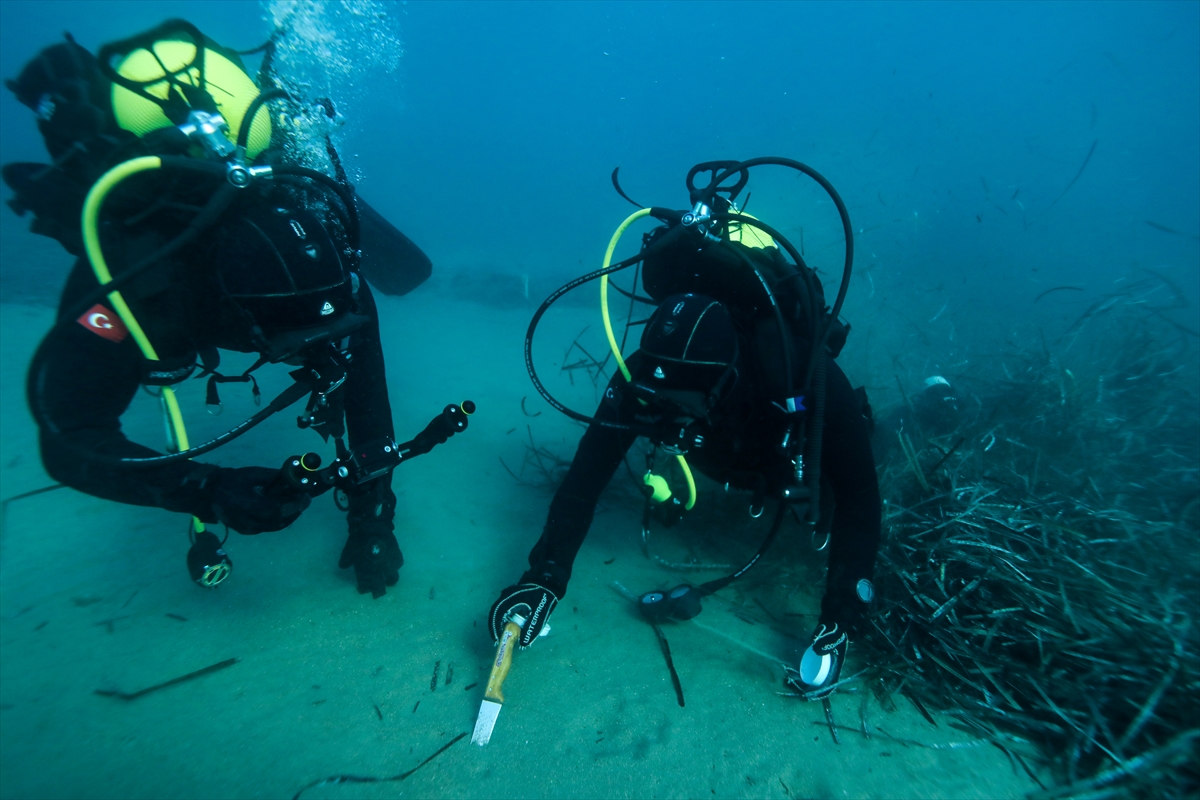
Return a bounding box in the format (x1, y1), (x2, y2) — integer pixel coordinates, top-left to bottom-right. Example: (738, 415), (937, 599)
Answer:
(77, 304), (129, 343)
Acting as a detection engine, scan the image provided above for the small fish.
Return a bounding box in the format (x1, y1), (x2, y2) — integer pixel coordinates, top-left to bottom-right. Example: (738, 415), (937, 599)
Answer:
(374, 704), (383, 721)
(430, 660), (441, 692)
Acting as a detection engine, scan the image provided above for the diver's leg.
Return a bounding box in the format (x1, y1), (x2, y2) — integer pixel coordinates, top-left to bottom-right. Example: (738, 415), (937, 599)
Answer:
(338, 279), (402, 597)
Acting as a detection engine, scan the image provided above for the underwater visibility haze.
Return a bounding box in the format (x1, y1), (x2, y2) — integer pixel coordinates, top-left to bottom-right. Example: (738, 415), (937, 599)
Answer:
(0, 1), (1197, 798)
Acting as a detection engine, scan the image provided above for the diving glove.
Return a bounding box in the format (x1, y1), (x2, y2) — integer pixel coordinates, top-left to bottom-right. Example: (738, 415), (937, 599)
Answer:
(191, 465), (311, 535)
(339, 478), (401, 598)
(789, 576), (875, 697)
(790, 622), (848, 698)
(488, 583), (557, 648)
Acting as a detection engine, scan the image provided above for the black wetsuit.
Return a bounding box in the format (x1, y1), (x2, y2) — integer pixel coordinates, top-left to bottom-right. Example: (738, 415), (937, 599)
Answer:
(34, 225), (395, 520)
(523, 349), (881, 628)
(7, 35), (407, 564)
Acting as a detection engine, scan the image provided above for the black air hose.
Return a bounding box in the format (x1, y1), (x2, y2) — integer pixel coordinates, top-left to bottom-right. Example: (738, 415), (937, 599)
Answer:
(802, 351), (828, 526)
(236, 88), (289, 152)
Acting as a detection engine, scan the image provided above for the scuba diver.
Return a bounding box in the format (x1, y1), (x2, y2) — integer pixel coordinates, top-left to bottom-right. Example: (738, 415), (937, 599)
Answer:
(872, 375), (968, 464)
(488, 160), (881, 698)
(3, 20), (465, 598)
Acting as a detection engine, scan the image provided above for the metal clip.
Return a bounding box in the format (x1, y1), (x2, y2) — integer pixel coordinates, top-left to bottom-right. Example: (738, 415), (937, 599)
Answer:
(812, 528), (831, 551)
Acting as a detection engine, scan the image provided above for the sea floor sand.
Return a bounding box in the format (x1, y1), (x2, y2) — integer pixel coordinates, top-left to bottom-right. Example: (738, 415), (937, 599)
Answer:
(0, 292), (1040, 799)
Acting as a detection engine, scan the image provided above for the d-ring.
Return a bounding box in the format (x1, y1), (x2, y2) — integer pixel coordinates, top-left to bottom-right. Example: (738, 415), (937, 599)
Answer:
(811, 529), (831, 551)
(749, 504), (764, 518)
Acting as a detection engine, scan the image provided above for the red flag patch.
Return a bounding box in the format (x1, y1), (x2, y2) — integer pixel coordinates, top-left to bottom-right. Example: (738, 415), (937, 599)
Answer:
(77, 304), (129, 343)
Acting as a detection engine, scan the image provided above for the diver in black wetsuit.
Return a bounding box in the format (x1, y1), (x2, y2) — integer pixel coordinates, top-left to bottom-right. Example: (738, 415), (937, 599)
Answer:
(4, 21), (437, 597)
(872, 375), (965, 460)
(488, 160), (882, 697)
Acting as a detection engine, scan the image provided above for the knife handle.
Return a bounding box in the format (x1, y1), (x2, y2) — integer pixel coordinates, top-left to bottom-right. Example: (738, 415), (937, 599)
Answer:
(483, 621), (522, 703)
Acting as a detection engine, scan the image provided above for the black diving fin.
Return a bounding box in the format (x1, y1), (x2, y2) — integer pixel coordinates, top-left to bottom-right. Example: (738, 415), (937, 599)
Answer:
(354, 195), (432, 297)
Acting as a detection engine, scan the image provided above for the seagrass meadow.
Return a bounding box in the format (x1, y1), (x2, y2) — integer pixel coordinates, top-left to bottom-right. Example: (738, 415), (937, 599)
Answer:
(862, 301), (1200, 798)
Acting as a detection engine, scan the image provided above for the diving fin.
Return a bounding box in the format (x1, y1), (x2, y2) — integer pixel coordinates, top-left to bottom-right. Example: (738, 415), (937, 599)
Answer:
(354, 195), (432, 297)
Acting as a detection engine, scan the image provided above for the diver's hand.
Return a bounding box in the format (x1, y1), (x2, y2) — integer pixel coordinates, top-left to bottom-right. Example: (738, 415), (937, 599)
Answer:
(339, 479), (400, 599)
(204, 466), (311, 535)
(787, 622), (849, 699)
(338, 529), (402, 598)
(488, 583), (558, 648)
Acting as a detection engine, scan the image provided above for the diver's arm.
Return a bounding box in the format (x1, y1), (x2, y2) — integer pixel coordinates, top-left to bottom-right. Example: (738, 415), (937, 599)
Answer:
(522, 390), (639, 597)
(817, 360), (883, 624)
(34, 321), (214, 516)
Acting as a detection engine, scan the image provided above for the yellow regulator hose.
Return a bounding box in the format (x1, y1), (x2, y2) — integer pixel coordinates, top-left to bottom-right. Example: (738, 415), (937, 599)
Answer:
(598, 207), (696, 511)
(82, 156), (202, 533)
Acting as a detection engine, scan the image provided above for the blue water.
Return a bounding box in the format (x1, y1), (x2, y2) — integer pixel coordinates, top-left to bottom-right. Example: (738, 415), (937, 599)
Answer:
(1, 2), (1197, 798)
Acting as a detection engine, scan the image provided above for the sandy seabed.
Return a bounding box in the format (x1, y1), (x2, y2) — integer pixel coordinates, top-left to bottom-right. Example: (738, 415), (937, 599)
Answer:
(0, 275), (1039, 799)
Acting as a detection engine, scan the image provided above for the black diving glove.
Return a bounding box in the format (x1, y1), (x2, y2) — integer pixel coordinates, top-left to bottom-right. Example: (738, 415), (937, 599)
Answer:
(191, 465), (311, 535)
(338, 479), (402, 598)
(488, 583), (558, 648)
